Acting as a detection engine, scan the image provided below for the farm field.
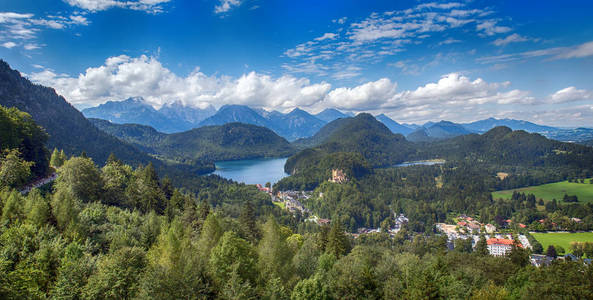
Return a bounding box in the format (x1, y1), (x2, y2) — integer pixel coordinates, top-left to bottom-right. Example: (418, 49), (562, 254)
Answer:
(531, 232), (593, 253)
(492, 179), (593, 203)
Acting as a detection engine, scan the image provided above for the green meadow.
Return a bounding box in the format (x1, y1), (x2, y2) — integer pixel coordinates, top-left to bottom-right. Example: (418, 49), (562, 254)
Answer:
(531, 232), (593, 252)
(492, 179), (593, 203)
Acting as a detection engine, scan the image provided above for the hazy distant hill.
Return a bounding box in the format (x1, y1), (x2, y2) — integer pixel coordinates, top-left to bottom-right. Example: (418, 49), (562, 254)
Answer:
(407, 121), (471, 142)
(375, 114), (414, 135)
(462, 117), (557, 133)
(314, 108), (350, 122)
(82, 97), (214, 133)
(91, 118), (296, 162)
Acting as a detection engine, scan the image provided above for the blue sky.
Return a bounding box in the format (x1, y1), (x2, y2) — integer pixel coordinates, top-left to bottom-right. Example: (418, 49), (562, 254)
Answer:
(1, 0), (593, 126)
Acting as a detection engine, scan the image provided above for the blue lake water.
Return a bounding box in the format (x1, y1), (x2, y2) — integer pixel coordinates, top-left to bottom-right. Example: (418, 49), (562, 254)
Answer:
(394, 160), (446, 167)
(212, 158), (288, 185)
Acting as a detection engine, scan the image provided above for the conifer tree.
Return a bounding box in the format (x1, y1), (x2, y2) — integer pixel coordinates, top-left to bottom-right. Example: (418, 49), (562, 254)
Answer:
(325, 221), (350, 258)
(475, 234), (489, 256)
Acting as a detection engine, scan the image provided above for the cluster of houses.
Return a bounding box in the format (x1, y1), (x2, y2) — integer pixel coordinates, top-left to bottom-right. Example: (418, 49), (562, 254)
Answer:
(273, 190), (311, 215)
(351, 214), (409, 238)
(436, 215), (532, 257)
(530, 253), (592, 267)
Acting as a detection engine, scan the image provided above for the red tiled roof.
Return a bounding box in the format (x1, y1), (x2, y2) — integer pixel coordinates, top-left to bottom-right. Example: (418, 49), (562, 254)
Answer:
(457, 221), (467, 226)
(519, 223), (526, 228)
(487, 238), (514, 246)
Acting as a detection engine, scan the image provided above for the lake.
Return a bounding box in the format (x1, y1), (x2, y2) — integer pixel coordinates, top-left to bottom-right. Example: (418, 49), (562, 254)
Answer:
(212, 157), (289, 185)
(394, 160), (446, 167)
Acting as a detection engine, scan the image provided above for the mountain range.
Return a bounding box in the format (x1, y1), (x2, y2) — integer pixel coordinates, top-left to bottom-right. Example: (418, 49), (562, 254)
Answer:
(82, 97), (215, 133)
(82, 96), (593, 143)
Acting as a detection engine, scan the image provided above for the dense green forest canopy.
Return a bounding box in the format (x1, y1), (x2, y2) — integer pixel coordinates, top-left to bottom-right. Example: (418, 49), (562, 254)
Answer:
(0, 105), (49, 179)
(1, 147), (592, 299)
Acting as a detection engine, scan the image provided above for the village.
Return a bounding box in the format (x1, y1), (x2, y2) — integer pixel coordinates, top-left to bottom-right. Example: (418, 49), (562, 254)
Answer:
(256, 171), (592, 268)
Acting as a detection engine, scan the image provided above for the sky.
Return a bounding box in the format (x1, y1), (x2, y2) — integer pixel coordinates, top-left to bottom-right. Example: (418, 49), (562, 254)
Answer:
(1, 0), (593, 126)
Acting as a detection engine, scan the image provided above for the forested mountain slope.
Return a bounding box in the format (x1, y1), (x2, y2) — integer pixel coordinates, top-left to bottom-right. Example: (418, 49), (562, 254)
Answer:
(0, 60), (158, 168)
(91, 119), (296, 162)
(421, 126), (593, 168)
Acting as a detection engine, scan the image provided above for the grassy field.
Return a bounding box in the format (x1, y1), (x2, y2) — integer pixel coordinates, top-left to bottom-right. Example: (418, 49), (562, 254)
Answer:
(272, 201), (285, 209)
(492, 179), (593, 203)
(531, 232), (593, 252)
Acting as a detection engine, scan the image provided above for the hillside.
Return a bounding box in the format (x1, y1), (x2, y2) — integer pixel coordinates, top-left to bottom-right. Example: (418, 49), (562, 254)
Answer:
(407, 121), (472, 142)
(0, 60), (162, 168)
(91, 119), (296, 162)
(285, 113), (415, 174)
(0, 105), (49, 180)
(421, 126), (593, 168)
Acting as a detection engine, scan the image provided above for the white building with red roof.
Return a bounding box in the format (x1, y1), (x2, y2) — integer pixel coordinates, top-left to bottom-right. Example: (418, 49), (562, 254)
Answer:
(487, 238), (516, 256)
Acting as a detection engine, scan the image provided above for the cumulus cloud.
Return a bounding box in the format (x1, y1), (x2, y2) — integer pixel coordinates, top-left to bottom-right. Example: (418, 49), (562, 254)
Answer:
(214, 0), (242, 14)
(324, 78), (398, 110)
(29, 54), (332, 110)
(549, 87), (592, 103)
(492, 33), (529, 46)
(64, 0), (170, 13)
(28, 55), (568, 125)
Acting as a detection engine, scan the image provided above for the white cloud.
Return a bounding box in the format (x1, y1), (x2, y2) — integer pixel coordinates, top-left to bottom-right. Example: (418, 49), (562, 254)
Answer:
(214, 0), (242, 14)
(70, 15), (89, 25)
(29, 54), (332, 110)
(492, 33), (529, 46)
(1, 41), (17, 48)
(439, 38), (461, 45)
(64, 0), (170, 13)
(555, 41), (593, 59)
(549, 87), (592, 103)
(332, 17), (347, 24)
(24, 43), (41, 50)
(315, 33), (337, 41)
(282, 3), (503, 77)
(0, 11), (89, 50)
(476, 20), (511, 36)
(324, 78), (397, 110)
(478, 40), (593, 64)
(0, 12), (33, 23)
(33, 55), (587, 126)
